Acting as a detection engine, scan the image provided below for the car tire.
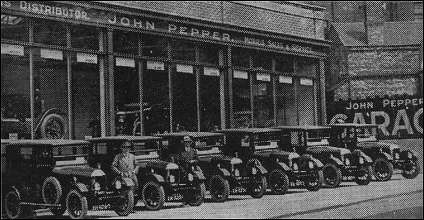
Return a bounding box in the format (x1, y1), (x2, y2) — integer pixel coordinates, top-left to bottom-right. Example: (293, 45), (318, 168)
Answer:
(402, 160), (420, 179)
(142, 181), (165, 211)
(355, 165), (372, 185)
(372, 158), (393, 181)
(4, 189), (34, 219)
(185, 182), (206, 206)
(209, 175), (230, 202)
(269, 169), (289, 195)
(249, 175), (267, 198)
(66, 189), (88, 219)
(42, 176), (63, 205)
(114, 190), (135, 216)
(40, 113), (68, 139)
(322, 163), (342, 188)
(305, 170), (324, 192)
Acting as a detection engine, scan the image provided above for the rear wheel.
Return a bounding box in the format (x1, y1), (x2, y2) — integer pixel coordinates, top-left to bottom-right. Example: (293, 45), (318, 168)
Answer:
(402, 160), (420, 179)
(40, 113), (67, 139)
(373, 158), (393, 181)
(66, 189), (88, 219)
(355, 166), (372, 185)
(142, 181), (165, 211)
(249, 175), (267, 198)
(322, 163), (342, 188)
(4, 190), (33, 219)
(114, 190), (134, 216)
(209, 175), (230, 202)
(305, 170), (323, 191)
(269, 169), (289, 195)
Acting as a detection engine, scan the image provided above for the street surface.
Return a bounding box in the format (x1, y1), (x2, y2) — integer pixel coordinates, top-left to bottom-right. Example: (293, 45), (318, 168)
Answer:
(35, 173), (423, 219)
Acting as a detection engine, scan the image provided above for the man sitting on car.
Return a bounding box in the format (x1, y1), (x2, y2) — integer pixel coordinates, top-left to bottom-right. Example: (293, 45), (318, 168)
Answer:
(112, 141), (139, 189)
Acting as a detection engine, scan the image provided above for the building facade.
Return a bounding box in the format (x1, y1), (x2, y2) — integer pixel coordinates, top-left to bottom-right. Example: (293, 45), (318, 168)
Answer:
(1, 1), (329, 140)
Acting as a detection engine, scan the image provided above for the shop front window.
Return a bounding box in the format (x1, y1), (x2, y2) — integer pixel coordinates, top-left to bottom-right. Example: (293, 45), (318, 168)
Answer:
(253, 52), (272, 70)
(71, 52), (101, 139)
(71, 25), (99, 51)
(172, 40), (195, 61)
(33, 48), (69, 139)
(1, 14), (28, 42)
(275, 56), (297, 125)
(232, 48), (250, 68)
(253, 73), (273, 127)
(199, 44), (219, 65)
(200, 67), (221, 131)
(114, 30), (138, 54)
(297, 59), (317, 125)
(232, 70), (252, 128)
(34, 19), (67, 47)
(173, 64), (197, 131)
(142, 35), (167, 58)
(1, 47), (31, 139)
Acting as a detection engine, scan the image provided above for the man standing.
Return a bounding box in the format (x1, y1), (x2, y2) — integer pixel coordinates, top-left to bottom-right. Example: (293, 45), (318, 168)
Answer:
(112, 141), (138, 189)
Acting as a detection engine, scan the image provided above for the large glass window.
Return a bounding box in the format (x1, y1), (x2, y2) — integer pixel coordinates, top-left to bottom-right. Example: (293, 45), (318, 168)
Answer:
(71, 25), (99, 50)
(200, 67), (221, 131)
(297, 59), (317, 125)
(232, 48), (250, 68)
(34, 19), (67, 46)
(114, 30), (138, 54)
(33, 48), (69, 139)
(172, 40), (195, 61)
(276, 77), (297, 126)
(142, 35), (167, 58)
(253, 72), (273, 127)
(199, 44), (219, 65)
(232, 70), (252, 128)
(172, 65), (197, 131)
(1, 47), (31, 139)
(1, 14), (29, 42)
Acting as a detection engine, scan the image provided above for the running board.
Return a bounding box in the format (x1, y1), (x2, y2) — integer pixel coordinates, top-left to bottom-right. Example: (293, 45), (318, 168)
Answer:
(19, 202), (61, 207)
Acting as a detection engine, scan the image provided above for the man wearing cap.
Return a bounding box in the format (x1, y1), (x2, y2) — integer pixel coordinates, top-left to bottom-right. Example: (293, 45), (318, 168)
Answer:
(112, 141), (138, 188)
(176, 136), (197, 163)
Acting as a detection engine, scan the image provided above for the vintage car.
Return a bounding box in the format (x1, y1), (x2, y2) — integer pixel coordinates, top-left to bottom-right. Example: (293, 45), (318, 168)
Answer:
(329, 123), (420, 181)
(87, 136), (206, 210)
(2, 139), (134, 219)
(218, 128), (324, 194)
(274, 126), (373, 188)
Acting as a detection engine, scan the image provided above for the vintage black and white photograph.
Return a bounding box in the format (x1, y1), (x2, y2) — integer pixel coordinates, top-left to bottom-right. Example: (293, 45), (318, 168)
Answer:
(1, 1), (422, 219)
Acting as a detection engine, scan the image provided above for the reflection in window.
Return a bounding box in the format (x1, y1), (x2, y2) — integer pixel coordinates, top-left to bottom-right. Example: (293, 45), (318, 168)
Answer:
(71, 25), (99, 50)
(1, 14), (28, 42)
(114, 30), (138, 54)
(253, 73), (273, 127)
(34, 19), (67, 46)
(33, 48), (69, 138)
(172, 40), (195, 61)
(1, 48), (31, 139)
(232, 70), (252, 128)
(200, 68), (221, 131)
(142, 35), (167, 58)
(173, 66), (197, 131)
(143, 62), (169, 135)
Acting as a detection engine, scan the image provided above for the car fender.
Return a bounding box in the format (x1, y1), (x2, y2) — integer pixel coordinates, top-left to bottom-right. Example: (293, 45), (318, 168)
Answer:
(121, 177), (135, 187)
(276, 162), (291, 172)
(311, 158), (324, 168)
(377, 152), (393, 161)
(216, 167), (231, 177)
(329, 155), (344, 167)
(254, 165), (268, 175)
(74, 182), (89, 193)
(193, 170), (206, 181)
(147, 173), (165, 183)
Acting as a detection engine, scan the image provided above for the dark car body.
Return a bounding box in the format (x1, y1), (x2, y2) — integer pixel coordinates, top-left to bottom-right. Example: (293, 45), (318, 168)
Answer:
(218, 128), (324, 194)
(274, 126), (374, 187)
(330, 123), (420, 181)
(87, 135), (206, 210)
(1, 139), (130, 219)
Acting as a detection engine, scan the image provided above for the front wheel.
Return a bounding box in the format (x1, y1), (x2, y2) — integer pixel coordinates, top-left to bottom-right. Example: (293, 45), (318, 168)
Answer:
(322, 163), (342, 188)
(305, 170), (323, 191)
(373, 158), (393, 181)
(249, 175), (267, 198)
(402, 160), (420, 179)
(269, 169), (289, 195)
(4, 190), (33, 219)
(355, 166), (372, 185)
(142, 181), (165, 211)
(66, 189), (88, 219)
(209, 175), (230, 202)
(114, 190), (135, 216)
(184, 182), (206, 206)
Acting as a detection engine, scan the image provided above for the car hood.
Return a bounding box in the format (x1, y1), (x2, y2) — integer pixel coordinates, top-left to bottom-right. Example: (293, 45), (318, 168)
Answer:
(53, 166), (106, 177)
(254, 150), (300, 160)
(142, 160), (179, 170)
(306, 146), (351, 156)
(357, 141), (399, 151)
(198, 154), (242, 165)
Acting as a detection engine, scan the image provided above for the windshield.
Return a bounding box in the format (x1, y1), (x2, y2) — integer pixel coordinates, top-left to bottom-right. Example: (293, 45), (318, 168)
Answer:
(253, 133), (279, 150)
(194, 137), (223, 155)
(53, 144), (89, 166)
(306, 130), (330, 146)
(133, 141), (160, 160)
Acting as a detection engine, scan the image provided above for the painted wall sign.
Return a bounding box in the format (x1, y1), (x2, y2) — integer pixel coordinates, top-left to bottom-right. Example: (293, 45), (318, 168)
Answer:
(300, 78), (313, 86)
(328, 95), (423, 139)
(233, 70), (248, 79)
(256, 73), (271, 82)
(204, 67), (220, 76)
(176, 64), (193, 74)
(40, 48), (63, 60)
(146, 60), (165, 71)
(116, 57), (135, 67)
(76, 52), (97, 64)
(278, 75), (293, 84)
(1, 43), (24, 56)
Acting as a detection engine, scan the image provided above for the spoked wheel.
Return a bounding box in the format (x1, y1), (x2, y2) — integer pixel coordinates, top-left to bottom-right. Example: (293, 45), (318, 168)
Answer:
(184, 182), (206, 206)
(209, 175), (230, 202)
(114, 190), (135, 216)
(41, 113), (67, 139)
(249, 175), (267, 198)
(402, 160), (420, 179)
(269, 169), (289, 195)
(42, 176), (65, 216)
(305, 170), (324, 191)
(4, 190), (33, 219)
(322, 163), (342, 188)
(372, 158), (393, 181)
(142, 181), (165, 211)
(66, 189), (88, 219)
(355, 166), (372, 185)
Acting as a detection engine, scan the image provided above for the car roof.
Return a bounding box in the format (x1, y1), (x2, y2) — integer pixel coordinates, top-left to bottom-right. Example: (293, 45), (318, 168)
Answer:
(330, 123), (379, 128)
(217, 128), (281, 134)
(6, 139), (89, 147)
(156, 132), (224, 138)
(273, 125), (331, 131)
(87, 136), (162, 142)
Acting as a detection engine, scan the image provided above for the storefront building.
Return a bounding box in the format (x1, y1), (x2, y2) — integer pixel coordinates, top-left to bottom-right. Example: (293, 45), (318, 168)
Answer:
(1, 1), (329, 140)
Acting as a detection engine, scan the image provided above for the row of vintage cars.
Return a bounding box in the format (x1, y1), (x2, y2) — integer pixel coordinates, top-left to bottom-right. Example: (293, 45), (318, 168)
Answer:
(1, 123), (420, 219)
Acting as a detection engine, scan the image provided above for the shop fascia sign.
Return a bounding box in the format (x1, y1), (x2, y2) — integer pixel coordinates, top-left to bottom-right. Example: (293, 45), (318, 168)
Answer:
(2, 1), (315, 55)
